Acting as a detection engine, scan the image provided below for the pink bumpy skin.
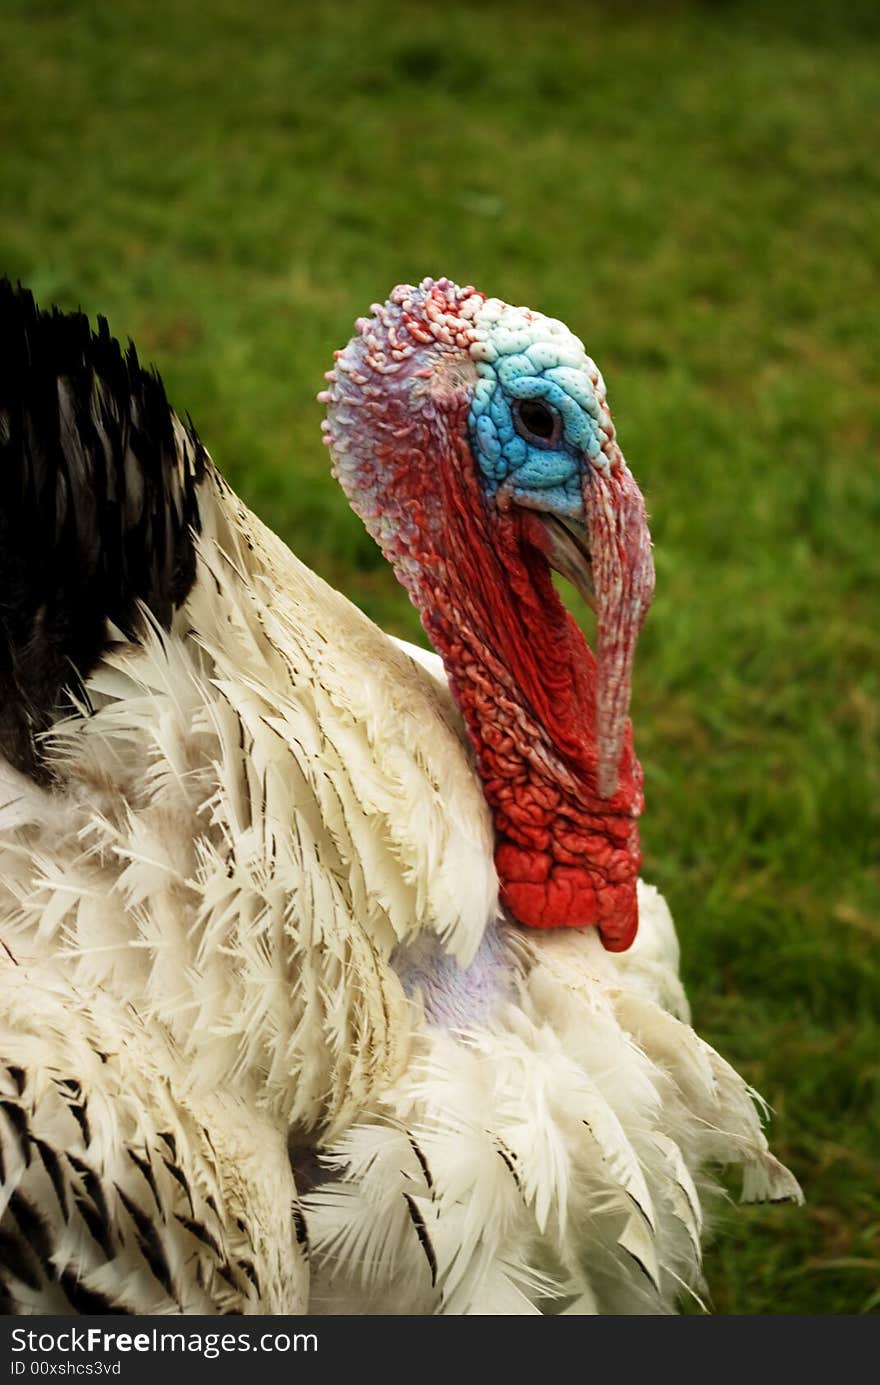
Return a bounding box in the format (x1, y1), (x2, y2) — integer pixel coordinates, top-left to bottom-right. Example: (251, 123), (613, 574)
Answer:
(321, 279), (654, 950)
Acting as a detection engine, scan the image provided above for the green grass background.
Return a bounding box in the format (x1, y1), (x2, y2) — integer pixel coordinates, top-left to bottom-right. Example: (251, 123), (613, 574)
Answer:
(2, 0), (877, 1314)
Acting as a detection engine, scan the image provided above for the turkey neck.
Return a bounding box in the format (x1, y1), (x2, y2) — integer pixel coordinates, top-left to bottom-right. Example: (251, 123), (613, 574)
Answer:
(332, 385), (642, 950)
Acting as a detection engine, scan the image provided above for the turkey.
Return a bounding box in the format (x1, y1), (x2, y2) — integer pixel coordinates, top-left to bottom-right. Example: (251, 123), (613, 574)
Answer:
(0, 276), (800, 1315)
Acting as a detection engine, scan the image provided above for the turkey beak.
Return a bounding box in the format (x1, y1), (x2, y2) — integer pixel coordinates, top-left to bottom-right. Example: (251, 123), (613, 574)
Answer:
(586, 459), (654, 798)
(538, 513), (597, 611)
(527, 460), (654, 800)
(529, 459), (654, 797)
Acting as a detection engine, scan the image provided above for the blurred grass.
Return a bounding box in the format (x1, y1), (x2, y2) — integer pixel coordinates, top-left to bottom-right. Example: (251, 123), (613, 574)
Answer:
(2, 0), (877, 1314)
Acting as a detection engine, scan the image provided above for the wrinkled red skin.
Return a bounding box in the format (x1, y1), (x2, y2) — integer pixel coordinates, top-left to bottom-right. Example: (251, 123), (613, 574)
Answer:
(421, 441), (643, 952)
(327, 305), (644, 951)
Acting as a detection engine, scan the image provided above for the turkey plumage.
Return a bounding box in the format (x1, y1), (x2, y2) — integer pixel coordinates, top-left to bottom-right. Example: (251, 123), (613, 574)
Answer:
(0, 277), (800, 1315)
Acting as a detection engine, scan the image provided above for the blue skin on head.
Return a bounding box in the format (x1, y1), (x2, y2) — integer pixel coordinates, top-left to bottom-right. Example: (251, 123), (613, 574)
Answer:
(466, 335), (606, 520)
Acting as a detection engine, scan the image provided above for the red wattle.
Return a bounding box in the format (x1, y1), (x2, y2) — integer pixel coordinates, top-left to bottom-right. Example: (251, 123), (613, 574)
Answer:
(496, 843), (638, 949)
(420, 449), (645, 950)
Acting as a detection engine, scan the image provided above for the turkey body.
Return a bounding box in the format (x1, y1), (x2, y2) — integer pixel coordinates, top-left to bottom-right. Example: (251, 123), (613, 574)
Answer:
(0, 279), (799, 1315)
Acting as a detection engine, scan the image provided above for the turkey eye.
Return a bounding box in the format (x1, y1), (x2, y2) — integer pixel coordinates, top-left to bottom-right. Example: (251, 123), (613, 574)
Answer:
(513, 398), (562, 446)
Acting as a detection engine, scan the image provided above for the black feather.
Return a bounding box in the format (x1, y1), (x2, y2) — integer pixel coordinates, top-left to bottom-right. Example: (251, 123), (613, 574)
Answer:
(68, 1154), (116, 1259)
(59, 1267), (126, 1314)
(174, 1212), (223, 1260)
(236, 1257), (260, 1292)
(157, 1130), (177, 1159)
(0, 1099), (31, 1167)
(407, 1135), (434, 1192)
(403, 1192), (437, 1287)
(292, 1204), (309, 1254)
(6, 1065), (25, 1096)
(0, 1225), (41, 1292)
(8, 1191), (55, 1275)
(162, 1155), (195, 1216)
(0, 279), (207, 778)
(68, 1101), (92, 1149)
(127, 1147), (163, 1214)
(116, 1186), (177, 1301)
(33, 1138), (70, 1219)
